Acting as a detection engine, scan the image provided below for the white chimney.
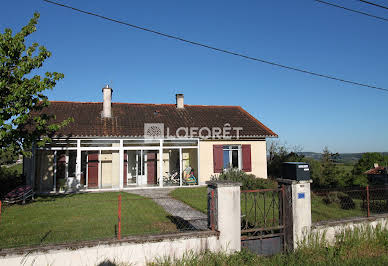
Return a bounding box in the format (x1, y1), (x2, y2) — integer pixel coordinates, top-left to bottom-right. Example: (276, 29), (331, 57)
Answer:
(102, 85), (113, 118)
(374, 163), (379, 168)
(176, 94), (184, 109)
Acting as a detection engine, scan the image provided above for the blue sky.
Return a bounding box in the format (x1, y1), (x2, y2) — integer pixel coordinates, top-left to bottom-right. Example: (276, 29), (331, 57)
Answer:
(1, 0), (387, 153)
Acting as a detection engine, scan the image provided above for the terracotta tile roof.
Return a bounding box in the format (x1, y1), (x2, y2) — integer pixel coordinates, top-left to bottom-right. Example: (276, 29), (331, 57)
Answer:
(365, 166), (387, 175)
(33, 101), (277, 138)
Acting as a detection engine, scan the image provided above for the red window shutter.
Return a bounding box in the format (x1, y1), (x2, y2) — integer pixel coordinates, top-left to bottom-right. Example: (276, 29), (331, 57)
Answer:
(242, 144), (252, 172)
(213, 145), (223, 173)
(87, 152), (99, 188)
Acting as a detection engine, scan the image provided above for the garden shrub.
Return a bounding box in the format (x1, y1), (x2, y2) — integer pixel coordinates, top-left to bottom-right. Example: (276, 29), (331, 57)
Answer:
(214, 168), (278, 190)
(322, 191), (344, 204)
(0, 166), (24, 197)
(322, 191), (355, 210)
(338, 193), (355, 210)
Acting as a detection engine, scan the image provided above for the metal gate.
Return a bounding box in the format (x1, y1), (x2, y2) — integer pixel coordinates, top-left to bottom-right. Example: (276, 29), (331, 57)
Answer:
(241, 185), (288, 255)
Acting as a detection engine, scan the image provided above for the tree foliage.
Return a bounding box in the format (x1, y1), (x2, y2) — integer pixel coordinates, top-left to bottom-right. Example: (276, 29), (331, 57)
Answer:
(313, 147), (345, 188)
(0, 13), (70, 156)
(352, 152), (388, 176)
(0, 147), (19, 165)
(267, 141), (387, 189)
(267, 140), (305, 179)
(350, 153), (388, 186)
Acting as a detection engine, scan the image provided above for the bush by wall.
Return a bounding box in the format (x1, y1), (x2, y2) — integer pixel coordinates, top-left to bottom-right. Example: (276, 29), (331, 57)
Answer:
(322, 191), (355, 210)
(0, 166), (24, 197)
(213, 169), (278, 190)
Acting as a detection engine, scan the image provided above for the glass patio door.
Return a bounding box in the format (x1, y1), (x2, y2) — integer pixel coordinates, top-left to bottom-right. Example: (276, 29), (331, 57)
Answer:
(136, 150), (147, 185)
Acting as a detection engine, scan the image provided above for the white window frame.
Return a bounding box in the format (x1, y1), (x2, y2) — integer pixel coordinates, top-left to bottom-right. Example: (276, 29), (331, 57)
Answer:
(223, 145), (242, 170)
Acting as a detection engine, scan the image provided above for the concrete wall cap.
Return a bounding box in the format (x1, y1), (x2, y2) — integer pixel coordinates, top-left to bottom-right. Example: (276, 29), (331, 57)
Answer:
(276, 178), (313, 185)
(206, 180), (242, 187)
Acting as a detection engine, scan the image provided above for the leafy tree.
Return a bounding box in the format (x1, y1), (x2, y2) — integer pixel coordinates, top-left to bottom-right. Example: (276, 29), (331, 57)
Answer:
(352, 153), (387, 176)
(267, 140), (305, 179)
(303, 157), (322, 187)
(316, 147), (345, 188)
(0, 13), (71, 157)
(0, 148), (18, 165)
(351, 153), (388, 186)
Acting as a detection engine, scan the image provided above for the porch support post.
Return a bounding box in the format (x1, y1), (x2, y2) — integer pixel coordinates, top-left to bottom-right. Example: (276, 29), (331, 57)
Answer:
(159, 140), (163, 187)
(31, 142), (36, 189)
(119, 140), (124, 189)
(179, 148), (183, 187)
(53, 151), (57, 193)
(65, 151), (69, 190)
(98, 150), (102, 189)
(39, 150), (42, 193)
(197, 139), (200, 184)
(76, 139), (81, 189)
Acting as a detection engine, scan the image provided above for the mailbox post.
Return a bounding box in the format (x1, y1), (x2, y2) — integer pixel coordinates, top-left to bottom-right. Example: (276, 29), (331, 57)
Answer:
(278, 162), (312, 250)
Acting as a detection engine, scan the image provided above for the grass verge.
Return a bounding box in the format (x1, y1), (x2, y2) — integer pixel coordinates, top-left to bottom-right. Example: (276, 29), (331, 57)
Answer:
(148, 225), (388, 266)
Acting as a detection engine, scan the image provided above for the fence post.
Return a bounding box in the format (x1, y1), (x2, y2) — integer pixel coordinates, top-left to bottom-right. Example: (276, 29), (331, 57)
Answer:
(366, 186), (370, 217)
(118, 194), (122, 240)
(206, 181), (242, 253)
(210, 190), (215, 231)
(277, 179), (312, 250)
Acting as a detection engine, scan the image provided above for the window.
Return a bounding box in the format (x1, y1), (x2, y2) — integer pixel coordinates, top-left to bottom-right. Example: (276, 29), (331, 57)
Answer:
(223, 145), (241, 170)
(213, 144), (251, 173)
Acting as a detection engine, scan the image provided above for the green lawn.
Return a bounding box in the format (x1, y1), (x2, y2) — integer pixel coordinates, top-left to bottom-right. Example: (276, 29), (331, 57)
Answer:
(170, 187), (366, 224)
(0, 192), (177, 249)
(170, 187), (208, 213)
(311, 196), (365, 222)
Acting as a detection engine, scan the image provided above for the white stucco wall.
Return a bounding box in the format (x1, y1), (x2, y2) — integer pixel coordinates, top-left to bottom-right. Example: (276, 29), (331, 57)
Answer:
(310, 216), (388, 245)
(0, 234), (222, 266)
(199, 139), (267, 184)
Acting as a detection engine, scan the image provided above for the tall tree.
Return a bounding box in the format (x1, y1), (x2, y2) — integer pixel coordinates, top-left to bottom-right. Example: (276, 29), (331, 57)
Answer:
(0, 13), (70, 156)
(352, 152), (387, 176)
(267, 140), (304, 179)
(318, 147), (345, 188)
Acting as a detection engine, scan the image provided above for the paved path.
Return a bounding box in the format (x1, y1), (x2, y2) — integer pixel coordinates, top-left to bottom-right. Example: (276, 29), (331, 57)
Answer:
(128, 188), (208, 230)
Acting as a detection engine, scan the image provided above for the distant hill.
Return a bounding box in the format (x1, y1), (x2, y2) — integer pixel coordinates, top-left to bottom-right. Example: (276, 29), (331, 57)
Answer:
(299, 152), (388, 164)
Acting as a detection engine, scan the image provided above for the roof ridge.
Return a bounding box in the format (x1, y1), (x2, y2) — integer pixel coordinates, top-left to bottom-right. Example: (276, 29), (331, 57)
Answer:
(48, 101), (242, 108)
(49, 100), (102, 104)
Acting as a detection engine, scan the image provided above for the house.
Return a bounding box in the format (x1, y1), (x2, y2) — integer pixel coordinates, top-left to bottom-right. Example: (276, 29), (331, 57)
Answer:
(23, 86), (277, 192)
(365, 163), (388, 186)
